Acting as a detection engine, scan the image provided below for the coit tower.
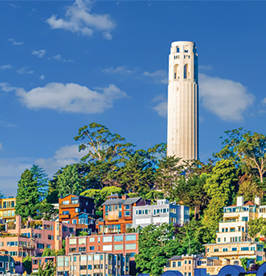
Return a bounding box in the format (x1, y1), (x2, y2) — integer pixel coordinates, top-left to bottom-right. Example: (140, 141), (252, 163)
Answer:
(167, 41), (199, 161)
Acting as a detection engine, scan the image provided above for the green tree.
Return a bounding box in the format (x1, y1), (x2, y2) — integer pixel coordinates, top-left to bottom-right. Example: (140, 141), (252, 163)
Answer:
(23, 255), (32, 274)
(214, 129), (266, 183)
(79, 231), (89, 236)
(38, 260), (56, 276)
(145, 191), (164, 202)
(135, 222), (204, 276)
(31, 164), (49, 197)
(174, 174), (209, 219)
(109, 152), (155, 195)
(202, 159), (238, 242)
(15, 169), (41, 219)
(154, 156), (183, 196)
(248, 217), (266, 240)
(57, 164), (86, 197)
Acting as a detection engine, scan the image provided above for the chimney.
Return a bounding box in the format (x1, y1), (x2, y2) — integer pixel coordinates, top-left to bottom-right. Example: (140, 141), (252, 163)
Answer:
(237, 196), (244, 206)
(15, 215), (21, 235)
(255, 196), (261, 206)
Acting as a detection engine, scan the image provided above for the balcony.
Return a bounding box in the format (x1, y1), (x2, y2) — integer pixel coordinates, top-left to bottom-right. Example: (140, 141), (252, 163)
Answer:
(19, 245), (35, 250)
(60, 214), (70, 219)
(60, 203), (80, 208)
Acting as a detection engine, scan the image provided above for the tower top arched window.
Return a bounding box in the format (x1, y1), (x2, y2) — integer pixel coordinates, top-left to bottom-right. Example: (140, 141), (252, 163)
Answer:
(176, 46), (180, 53)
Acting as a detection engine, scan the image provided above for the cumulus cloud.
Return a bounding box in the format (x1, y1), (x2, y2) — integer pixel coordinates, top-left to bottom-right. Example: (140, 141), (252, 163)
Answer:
(17, 67), (34, 74)
(0, 64), (12, 70)
(7, 38), (23, 45)
(16, 82), (126, 114)
(143, 70), (168, 84)
(262, 98), (266, 105)
(199, 73), (254, 122)
(101, 66), (134, 74)
(46, 0), (116, 40)
(40, 75), (45, 80)
(151, 94), (167, 118)
(32, 49), (46, 58)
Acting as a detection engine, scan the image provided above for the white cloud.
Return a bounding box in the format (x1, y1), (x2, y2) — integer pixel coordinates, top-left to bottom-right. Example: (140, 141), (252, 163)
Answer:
(40, 75), (45, 80)
(151, 94), (167, 118)
(0, 64), (12, 70)
(32, 49), (46, 58)
(52, 54), (73, 63)
(0, 120), (17, 128)
(9, 3), (21, 8)
(199, 73), (255, 122)
(199, 65), (213, 70)
(17, 67), (34, 74)
(0, 143), (2, 150)
(0, 83), (16, 92)
(262, 98), (266, 105)
(7, 38), (23, 45)
(16, 82), (126, 114)
(143, 70), (168, 84)
(46, 0), (116, 40)
(101, 66), (134, 74)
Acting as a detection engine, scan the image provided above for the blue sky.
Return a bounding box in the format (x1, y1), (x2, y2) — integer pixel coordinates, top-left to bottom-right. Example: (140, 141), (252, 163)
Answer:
(0, 0), (266, 196)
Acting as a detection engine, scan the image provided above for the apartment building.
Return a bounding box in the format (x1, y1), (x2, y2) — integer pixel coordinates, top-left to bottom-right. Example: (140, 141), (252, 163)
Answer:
(65, 233), (138, 257)
(97, 194), (150, 234)
(164, 255), (235, 276)
(132, 199), (189, 228)
(0, 197), (16, 223)
(56, 252), (130, 276)
(59, 194), (95, 235)
(205, 196), (265, 262)
(0, 215), (76, 273)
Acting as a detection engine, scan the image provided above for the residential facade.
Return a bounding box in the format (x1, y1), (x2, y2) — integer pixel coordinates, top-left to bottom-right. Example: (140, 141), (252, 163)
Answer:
(0, 254), (16, 275)
(65, 233), (138, 257)
(97, 194), (150, 234)
(56, 252), (130, 276)
(32, 256), (56, 273)
(59, 194), (95, 235)
(0, 197), (16, 223)
(0, 215), (76, 273)
(132, 199), (189, 228)
(205, 196), (265, 262)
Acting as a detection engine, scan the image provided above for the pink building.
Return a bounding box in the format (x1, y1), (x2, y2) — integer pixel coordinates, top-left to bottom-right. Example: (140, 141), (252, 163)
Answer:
(0, 215), (76, 273)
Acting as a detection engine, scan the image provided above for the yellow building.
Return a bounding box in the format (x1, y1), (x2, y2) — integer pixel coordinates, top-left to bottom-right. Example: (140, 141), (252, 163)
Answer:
(0, 198), (16, 223)
(205, 196), (265, 262)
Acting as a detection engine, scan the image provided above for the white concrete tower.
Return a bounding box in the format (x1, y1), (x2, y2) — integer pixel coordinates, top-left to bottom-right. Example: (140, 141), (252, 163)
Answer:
(167, 41), (198, 161)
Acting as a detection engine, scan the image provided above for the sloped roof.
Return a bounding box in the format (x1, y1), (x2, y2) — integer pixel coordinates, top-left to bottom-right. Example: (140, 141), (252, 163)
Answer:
(102, 197), (141, 206)
(227, 201), (255, 207)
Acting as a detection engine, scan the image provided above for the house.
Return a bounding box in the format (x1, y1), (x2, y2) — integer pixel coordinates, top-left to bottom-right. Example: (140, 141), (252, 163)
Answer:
(59, 194), (95, 235)
(96, 194), (150, 234)
(205, 196), (265, 262)
(0, 254), (15, 275)
(132, 199), (189, 228)
(0, 197), (16, 223)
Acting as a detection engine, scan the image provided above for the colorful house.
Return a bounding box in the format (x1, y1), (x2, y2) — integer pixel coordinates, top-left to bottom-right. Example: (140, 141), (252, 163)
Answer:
(59, 194), (95, 235)
(0, 197), (16, 223)
(97, 194), (150, 234)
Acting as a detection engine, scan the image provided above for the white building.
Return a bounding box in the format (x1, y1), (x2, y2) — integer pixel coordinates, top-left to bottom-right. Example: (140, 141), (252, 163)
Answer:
(167, 41), (199, 161)
(205, 196), (265, 262)
(132, 199), (189, 229)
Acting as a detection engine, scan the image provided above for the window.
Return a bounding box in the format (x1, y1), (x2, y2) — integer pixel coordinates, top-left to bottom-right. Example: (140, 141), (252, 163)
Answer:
(126, 234), (136, 241)
(62, 211), (69, 215)
(241, 247), (249, 251)
(125, 205), (130, 210)
(126, 244), (136, 250)
(223, 248), (228, 252)
(7, 241), (18, 246)
(69, 239), (77, 245)
(48, 235), (54, 240)
(114, 244), (123, 250)
(0, 262), (3, 268)
(218, 238), (221, 242)
(224, 238), (226, 242)
(214, 248), (219, 252)
(94, 255), (100, 260)
(103, 236), (112, 243)
(72, 219), (77, 224)
(79, 247), (86, 252)
(62, 200), (69, 205)
(242, 217), (248, 222)
(79, 238), (86, 245)
(172, 262), (176, 267)
(71, 197), (79, 204)
(37, 244), (44, 249)
(90, 246), (95, 250)
(114, 235), (123, 242)
(89, 237), (95, 242)
(176, 46), (179, 53)
(75, 208), (80, 213)
(88, 265), (92, 270)
(103, 245), (112, 251)
(80, 255), (87, 261)
(125, 211), (131, 217)
(0, 242), (3, 246)
(232, 248), (237, 251)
